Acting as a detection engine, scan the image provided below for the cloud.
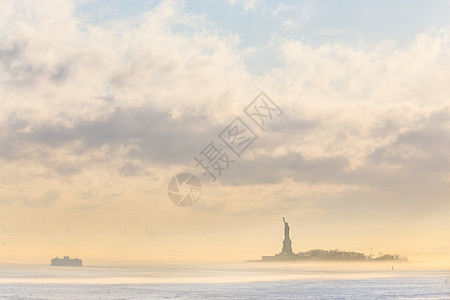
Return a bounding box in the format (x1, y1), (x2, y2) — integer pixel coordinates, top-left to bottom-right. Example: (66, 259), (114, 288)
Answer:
(0, 0), (251, 125)
(1, 0), (450, 224)
(369, 107), (450, 177)
(0, 106), (223, 173)
(283, 19), (302, 31)
(227, 0), (262, 11)
(273, 3), (293, 15)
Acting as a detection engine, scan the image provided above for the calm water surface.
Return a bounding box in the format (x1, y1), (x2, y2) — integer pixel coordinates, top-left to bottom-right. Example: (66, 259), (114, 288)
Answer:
(0, 262), (448, 299)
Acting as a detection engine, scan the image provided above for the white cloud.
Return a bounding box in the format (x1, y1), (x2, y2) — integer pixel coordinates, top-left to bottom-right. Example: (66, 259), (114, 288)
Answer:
(227, 0), (262, 11)
(283, 19), (301, 31)
(0, 0), (252, 126)
(299, 1), (321, 21)
(273, 3), (293, 15)
(1, 0), (450, 232)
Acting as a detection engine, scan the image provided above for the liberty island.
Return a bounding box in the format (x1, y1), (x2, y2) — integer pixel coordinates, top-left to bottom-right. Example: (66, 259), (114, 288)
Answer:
(260, 218), (407, 262)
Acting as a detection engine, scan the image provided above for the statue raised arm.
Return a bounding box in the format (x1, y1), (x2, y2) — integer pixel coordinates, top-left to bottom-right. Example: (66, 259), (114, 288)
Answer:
(283, 217), (290, 240)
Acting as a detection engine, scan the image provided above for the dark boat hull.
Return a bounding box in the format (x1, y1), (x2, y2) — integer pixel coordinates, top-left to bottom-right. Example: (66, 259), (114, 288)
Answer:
(51, 256), (83, 266)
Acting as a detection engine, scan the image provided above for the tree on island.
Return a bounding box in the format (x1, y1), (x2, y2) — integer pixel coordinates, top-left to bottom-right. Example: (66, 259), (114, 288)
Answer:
(296, 249), (407, 261)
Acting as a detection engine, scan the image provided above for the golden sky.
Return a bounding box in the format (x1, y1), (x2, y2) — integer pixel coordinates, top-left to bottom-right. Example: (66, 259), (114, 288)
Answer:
(0, 0), (450, 266)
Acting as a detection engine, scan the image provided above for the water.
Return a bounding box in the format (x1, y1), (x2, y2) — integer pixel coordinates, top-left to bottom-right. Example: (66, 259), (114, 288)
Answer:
(0, 263), (448, 299)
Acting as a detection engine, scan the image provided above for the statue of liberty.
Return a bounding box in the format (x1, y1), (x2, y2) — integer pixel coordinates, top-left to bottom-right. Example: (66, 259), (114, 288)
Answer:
(261, 217), (298, 261)
(283, 217), (290, 240)
(281, 217), (293, 254)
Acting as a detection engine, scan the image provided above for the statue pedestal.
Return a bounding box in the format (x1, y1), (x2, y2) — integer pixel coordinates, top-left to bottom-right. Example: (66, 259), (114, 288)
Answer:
(282, 238), (293, 254)
(262, 251), (298, 261)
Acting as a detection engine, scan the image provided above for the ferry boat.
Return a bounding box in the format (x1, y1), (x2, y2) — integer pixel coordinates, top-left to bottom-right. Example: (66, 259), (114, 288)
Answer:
(51, 256), (82, 266)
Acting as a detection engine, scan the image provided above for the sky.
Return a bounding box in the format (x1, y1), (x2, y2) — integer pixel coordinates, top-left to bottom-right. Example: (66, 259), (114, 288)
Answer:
(0, 0), (450, 265)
